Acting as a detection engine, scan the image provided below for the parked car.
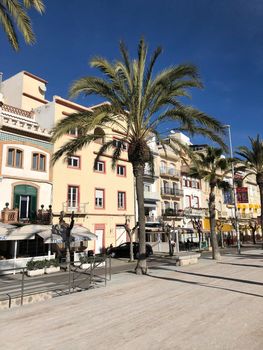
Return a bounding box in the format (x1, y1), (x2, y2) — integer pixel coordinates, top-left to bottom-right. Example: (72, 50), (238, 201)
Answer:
(107, 242), (153, 258)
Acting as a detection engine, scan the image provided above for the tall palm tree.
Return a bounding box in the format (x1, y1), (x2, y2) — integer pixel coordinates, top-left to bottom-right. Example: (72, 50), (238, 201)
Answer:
(0, 0), (45, 50)
(190, 147), (231, 260)
(236, 135), (263, 246)
(52, 38), (225, 274)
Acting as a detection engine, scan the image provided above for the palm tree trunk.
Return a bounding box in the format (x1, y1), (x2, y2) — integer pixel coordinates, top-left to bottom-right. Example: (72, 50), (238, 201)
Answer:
(133, 164), (147, 274)
(209, 185), (221, 260)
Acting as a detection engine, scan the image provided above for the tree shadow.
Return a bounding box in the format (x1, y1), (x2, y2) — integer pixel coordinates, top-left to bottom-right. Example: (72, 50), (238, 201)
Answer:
(218, 262), (263, 269)
(146, 273), (263, 299)
(167, 269), (263, 286)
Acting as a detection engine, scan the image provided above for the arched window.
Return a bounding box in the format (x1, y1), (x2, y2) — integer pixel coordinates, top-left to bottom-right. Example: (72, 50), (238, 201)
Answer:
(160, 161), (166, 174)
(169, 163), (175, 176)
(94, 127), (105, 144)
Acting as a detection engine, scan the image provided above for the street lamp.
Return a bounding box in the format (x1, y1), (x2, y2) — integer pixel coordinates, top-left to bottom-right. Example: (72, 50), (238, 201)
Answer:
(223, 124), (241, 254)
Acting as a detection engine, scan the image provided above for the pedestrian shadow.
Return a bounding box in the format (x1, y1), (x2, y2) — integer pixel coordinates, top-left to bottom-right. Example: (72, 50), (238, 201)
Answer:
(146, 273), (263, 299)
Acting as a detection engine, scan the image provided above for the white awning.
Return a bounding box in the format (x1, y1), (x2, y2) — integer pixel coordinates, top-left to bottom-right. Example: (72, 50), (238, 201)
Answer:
(37, 230), (64, 244)
(72, 230), (97, 242)
(0, 222), (36, 240)
(3, 224), (97, 243)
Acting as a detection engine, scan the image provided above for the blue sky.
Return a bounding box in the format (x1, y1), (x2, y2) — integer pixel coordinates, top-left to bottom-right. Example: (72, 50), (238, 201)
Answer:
(1, 0), (263, 150)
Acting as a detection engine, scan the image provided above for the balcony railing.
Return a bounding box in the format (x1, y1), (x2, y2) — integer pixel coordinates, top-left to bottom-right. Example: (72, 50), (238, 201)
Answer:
(184, 208), (205, 217)
(1, 207), (19, 224)
(62, 202), (88, 214)
(161, 187), (183, 196)
(160, 168), (181, 178)
(237, 212), (254, 219)
(144, 191), (159, 201)
(162, 209), (184, 217)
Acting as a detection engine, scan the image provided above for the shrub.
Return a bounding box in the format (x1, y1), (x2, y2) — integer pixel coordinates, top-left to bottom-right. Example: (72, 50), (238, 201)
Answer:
(26, 260), (45, 270)
(46, 259), (59, 267)
(79, 255), (91, 264)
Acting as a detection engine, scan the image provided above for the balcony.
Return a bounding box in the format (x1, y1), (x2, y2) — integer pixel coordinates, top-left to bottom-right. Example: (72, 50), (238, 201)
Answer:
(62, 202), (88, 214)
(162, 208), (184, 217)
(161, 187), (183, 197)
(160, 167), (181, 178)
(1, 207), (18, 224)
(237, 212), (254, 219)
(144, 191), (159, 201)
(184, 208), (205, 217)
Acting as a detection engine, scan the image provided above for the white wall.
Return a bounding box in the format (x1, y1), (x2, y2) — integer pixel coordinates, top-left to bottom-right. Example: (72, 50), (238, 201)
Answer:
(2, 72), (23, 108)
(0, 178), (52, 210)
(2, 144), (50, 182)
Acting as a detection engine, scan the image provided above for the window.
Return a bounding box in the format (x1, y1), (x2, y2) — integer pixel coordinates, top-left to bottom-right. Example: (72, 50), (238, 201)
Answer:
(118, 191), (126, 209)
(32, 153), (46, 171)
(169, 164), (175, 175)
(192, 196), (199, 208)
(67, 156), (80, 168)
(68, 128), (78, 137)
(144, 183), (151, 192)
(95, 161), (105, 173)
(68, 186), (79, 209)
(160, 161), (167, 174)
(7, 148), (23, 168)
(95, 189), (105, 208)
(94, 127), (105, 144)
(113, 139), (127, 151)
(185, 195), (191, 208)
(117, 165), (126, 176)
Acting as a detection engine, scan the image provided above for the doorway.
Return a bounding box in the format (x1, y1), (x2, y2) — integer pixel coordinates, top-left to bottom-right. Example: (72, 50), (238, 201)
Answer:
(14, 185), (37, 221)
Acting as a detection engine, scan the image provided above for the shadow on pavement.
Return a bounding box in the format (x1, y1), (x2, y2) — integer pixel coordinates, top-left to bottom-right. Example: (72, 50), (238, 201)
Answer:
(149, 266), (263, 287)
(146, 272), (263, 299)
(218, 262), (263, 269)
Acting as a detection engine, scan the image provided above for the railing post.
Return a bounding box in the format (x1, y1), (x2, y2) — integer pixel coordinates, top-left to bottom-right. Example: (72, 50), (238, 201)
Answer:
(6, 293), (12, 308)
(21, 268), (25, 306)
(68, 263), (71, 294)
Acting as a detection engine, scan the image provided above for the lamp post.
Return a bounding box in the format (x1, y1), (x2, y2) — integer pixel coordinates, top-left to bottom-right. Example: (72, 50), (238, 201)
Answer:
(224, 124), (241, 254)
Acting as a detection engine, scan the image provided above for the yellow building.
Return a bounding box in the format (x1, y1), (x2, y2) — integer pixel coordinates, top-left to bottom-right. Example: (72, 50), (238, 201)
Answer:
(2, 71), (135, 253)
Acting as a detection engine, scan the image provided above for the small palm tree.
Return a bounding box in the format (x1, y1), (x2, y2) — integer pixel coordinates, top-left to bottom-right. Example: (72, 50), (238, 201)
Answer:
(190, 147), (231, 260)
(236, 135), (263, 245)
(0, 0), (45, 50)
(52, 38), (225, 274)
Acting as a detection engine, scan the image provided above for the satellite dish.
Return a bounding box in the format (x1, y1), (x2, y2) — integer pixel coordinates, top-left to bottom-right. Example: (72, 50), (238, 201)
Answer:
(39, 85), (47, 94)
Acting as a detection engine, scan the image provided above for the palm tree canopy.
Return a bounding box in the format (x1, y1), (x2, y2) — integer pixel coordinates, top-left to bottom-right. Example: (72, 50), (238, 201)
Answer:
(189, 146), (232, 188)
(0, 0), (44, 50)
(52, 39), (226, 169)
(236, 135), (263, 181)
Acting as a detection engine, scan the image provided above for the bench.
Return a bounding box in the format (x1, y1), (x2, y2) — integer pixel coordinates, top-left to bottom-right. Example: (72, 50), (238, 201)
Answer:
(175, 253), (201, 266)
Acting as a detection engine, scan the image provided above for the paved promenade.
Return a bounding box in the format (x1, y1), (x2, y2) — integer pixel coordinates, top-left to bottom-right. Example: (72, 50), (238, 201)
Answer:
(0, 250), (263, 350)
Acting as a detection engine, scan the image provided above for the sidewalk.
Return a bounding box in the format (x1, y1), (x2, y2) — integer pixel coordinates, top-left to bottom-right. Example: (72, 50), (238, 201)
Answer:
(0, 250), (263, 350)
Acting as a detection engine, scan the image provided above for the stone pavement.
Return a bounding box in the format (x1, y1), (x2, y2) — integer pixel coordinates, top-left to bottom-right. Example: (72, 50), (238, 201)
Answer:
(0, 250), (263, 350)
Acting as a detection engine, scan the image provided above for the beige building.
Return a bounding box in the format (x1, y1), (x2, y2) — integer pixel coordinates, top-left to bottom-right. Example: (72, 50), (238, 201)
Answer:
(1, 71), (135, 253)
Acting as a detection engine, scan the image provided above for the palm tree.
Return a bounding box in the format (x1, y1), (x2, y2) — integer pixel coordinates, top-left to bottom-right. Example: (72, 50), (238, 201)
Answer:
(0, 0), (45, 50)
(51, 38), (225, 274)
(236, 135), (263, 246)
(190, 147), (231, 260)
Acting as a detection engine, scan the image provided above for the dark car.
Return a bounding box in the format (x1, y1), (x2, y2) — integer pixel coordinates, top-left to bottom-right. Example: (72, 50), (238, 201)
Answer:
(107, 242), (153, 259)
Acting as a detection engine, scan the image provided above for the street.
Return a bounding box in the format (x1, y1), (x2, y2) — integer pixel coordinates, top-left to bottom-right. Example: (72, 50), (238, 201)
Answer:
(0, 248), (263, 349)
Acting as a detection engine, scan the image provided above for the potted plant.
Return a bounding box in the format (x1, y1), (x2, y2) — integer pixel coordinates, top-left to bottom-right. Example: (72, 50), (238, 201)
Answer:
(45, 259), (60, 274)
(26, 260), (45, 277)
